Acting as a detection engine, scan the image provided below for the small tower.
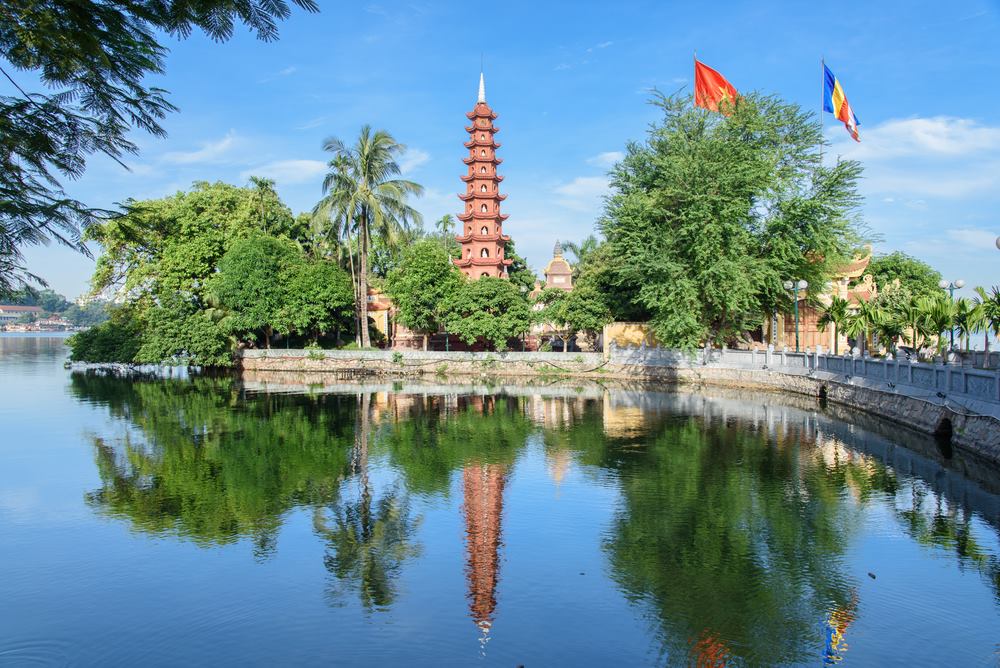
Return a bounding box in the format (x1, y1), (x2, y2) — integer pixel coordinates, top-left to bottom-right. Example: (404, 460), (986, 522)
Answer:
(454, 72), (513, 279)
(543, 240), (573, 290)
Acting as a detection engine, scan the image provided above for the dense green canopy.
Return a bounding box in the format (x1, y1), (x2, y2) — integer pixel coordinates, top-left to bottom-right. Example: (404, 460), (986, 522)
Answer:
(600, 93), (866, 348)
(0, 0), (316, 294)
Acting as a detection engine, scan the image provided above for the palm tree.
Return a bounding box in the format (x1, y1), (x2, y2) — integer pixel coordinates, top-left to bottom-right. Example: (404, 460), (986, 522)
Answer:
(918, 294), (957, 359)
(817, 296), (849, 355)
(317, 127), (423, 348)
(897, 296), (928, 355)
(563, 235), (600, 278)
(248, 176), (278, 234)
(314, 155), (362, 343)
(843, 300), (880, 356)
(974, 286), (1000, 369)
(313, 393), (421, 609)
(953, 297), (980, 355)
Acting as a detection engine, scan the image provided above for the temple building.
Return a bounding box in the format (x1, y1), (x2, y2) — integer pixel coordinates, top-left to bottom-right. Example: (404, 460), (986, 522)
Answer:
(543, 241), (573, 291)
(454, 73), (513, 279)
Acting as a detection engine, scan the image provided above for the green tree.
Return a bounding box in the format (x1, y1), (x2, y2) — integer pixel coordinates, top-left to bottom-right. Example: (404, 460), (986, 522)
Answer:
(917, 294), (956, 358)
(954, 297), (981, 354)
(318, 127), (423, 348)
(817, 296), (849, 355)
(0, 0), (317, 292)
(433, 214), (460, 258)
(974, 286), (1000, 368)
(385, 240), (462, 350)
(63, 301), (109, 327)
(280, 259), (355, 345)
(67, 308), (143, 363)
(563, 234), (601, 278)
(501, 240), (537, 293)
(35, 289), (70, 313)
(136, 293), (231, 366)
(600, 93), (865, 348)
(443, 277), (532, 351)
(866, 252), (942, 299)
(212, 236), (300, 348)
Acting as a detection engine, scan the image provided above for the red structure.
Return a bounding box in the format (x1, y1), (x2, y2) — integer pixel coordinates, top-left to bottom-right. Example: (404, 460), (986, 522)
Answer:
(455, 73), (512, 279)
(462, 461), (507, 636)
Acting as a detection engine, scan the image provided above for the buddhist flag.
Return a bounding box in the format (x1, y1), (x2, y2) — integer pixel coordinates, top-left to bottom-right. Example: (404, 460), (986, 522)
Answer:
(823, 64), (860, 142)
(694, 59), (739, 113)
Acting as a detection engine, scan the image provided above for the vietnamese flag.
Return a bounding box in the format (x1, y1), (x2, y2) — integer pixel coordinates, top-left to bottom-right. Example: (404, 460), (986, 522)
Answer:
(694, 59), (739, 113)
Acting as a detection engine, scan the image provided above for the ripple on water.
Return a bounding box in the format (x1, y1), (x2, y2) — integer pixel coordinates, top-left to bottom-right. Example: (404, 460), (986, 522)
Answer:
(0, 638), (75, 666)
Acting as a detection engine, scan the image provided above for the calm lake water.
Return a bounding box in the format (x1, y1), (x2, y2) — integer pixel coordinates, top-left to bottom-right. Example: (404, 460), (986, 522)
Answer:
(2, 334), (1000, 666)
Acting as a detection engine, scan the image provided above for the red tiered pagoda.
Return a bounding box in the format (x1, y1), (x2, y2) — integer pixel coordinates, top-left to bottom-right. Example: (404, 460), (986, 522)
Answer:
(455, 73), (512, 279)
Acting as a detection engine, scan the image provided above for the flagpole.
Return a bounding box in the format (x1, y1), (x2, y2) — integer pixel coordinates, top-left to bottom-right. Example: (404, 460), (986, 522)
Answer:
(819, 56), (825, 164)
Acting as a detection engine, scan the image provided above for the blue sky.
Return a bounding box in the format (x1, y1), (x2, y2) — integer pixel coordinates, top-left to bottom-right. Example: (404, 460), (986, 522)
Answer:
(15, 0), (1000, 300)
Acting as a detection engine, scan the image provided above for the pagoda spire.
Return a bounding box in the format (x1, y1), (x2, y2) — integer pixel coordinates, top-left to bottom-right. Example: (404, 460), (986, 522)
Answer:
(454, 71), (513, 279)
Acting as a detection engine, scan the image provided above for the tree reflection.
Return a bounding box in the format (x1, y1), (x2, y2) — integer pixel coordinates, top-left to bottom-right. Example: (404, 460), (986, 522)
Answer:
(75, 372), (355, 552)
(314, 393), (422, 610)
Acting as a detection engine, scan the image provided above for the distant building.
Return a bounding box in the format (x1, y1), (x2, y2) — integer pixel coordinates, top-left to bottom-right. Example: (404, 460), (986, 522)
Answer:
(542, 241), (573, 291)
(0, 304), (44, 325)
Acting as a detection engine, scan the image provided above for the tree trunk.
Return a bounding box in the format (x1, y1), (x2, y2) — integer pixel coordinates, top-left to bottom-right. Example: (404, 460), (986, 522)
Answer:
(358, 209), (371, 349)
(833, 323), (839, 355)
(265, 326), (272, 349)
(343, 218), (361, 347)
(985, 332), (991, 370)
(422, 333), (428, 351)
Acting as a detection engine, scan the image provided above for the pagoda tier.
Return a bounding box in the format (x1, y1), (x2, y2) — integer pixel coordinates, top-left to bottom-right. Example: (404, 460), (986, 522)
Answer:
(458, 192), (506, 202)
(454, 72), (513, 280)
(460, 173), (503, 182)
(455, 232), (512, 243)
(465, 124), (500, 133)
(454, 256), (514, 268)
(462, 155), (503, 165)
(457, 211), (509, 222)
(464, 138), (502, 149)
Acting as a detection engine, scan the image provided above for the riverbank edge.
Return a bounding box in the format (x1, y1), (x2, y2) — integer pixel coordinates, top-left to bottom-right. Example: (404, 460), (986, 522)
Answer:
(237, 352), (1000, 462)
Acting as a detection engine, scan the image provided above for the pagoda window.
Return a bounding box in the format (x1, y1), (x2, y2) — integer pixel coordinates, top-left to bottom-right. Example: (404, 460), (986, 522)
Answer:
(480, 248), (490, 258)
(466, 248), (472, 257)
(481, 204), (488, 213)
(480, 167), (486, 173)
(480, 133), (486, 140)
(480, 184), (487, 192)
(481, 272), (490, 278)
(480, 149), (486, 157)
(480, 226), (489, 235)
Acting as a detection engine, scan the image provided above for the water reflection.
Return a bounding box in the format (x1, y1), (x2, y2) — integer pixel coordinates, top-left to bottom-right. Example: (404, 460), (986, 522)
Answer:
(70, 369), (1000, 664)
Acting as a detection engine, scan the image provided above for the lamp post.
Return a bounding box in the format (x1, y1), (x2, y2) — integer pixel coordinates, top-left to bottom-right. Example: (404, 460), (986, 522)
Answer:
(783, 279), (809, 352)
(996, 236), (1000, 251)
(939, 278), (965, 350)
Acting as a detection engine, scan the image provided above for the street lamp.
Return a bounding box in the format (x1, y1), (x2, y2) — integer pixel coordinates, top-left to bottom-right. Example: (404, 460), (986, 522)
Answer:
(783, 279), (809, 352)
(996, 236), (1000, 251)
(939, 279), (965, 350)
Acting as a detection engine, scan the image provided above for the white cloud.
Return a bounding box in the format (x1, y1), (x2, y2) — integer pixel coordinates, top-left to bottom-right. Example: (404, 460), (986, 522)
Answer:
(595, 41), (613, 49)
(162, 130), (241, 164)
(828, 116), (1000, 199)
(554, 176), (610, 212)
(832, 116), (1000, 160)
(554, 63), (572, 71)
(586, 151), (624, 169)
(399, 148), (430, 175)
(278, 66), (297, 76)
(296, 116), (329, 131)
(946, 227), (999, 251)
(240, 159), (327, 185)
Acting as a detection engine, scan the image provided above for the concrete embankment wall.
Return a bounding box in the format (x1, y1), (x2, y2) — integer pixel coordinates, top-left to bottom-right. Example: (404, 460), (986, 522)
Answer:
(237, 347), (1000, 461)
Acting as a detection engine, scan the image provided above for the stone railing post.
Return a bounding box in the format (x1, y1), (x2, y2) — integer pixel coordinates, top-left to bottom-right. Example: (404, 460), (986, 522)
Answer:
(766, 345), (773, 367)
